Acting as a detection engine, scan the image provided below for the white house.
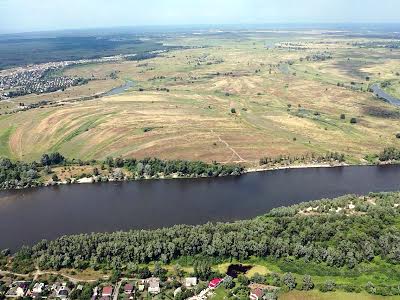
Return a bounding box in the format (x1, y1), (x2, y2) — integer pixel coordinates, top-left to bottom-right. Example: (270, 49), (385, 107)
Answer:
(147, 277), (160, 294)
(185, 277), (198, 287)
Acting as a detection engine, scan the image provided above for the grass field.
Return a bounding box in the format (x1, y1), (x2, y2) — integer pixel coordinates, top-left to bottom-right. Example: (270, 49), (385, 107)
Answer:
(1, 31), (400, 165)
(280, 291), (400, 300)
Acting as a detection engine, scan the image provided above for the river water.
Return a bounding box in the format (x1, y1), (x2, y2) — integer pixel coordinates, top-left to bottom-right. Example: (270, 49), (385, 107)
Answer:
(0, 165), (400, 251)
(104, 80), (134, 96)
(371, 84), (400, 106)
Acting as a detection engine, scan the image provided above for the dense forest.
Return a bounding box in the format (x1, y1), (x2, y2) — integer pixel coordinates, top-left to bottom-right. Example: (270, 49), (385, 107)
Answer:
(0, 35), (171, 69)
(8, 193), (399, 276)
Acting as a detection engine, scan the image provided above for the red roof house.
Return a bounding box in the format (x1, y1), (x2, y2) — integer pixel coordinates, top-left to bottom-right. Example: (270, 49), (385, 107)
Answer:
(249, 288), (264, 300)
(102, 286), (113, 297)
(208, 278), (223, 289)
(124, 283), (134, 294)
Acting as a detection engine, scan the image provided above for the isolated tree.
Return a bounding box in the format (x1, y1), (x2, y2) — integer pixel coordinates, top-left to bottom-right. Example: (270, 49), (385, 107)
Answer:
(223, 276), (235, 289)
(302, 275), (314, 291)
(173, 264), (185, 278)
(51, 174), (59, 182)
(193, 260), (212, 280)
(92, 167), (99, 176)
(282, 273), (296, 290)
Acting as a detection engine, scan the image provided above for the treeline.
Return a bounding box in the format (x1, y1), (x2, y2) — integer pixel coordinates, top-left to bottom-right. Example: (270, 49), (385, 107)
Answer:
(259, 152), (346, 166)
(0, 158), (41, 189)
(0, 153), (243, 190)
(378, 147), (400, 161)
(12, 193), (399, 277)
(105, 157), (243, 178)
(0, 153), (67, 189)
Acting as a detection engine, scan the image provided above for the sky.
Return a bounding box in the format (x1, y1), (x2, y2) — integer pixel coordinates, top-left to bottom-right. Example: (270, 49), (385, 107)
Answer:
(1, 0), (400, 34)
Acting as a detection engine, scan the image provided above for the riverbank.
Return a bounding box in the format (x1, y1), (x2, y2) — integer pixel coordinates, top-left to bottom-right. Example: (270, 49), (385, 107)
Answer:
(2, 164), (400, 252)
(2, 160), (398, 191)
(2, 192), (399, 300)
(246, 162), (347, 173)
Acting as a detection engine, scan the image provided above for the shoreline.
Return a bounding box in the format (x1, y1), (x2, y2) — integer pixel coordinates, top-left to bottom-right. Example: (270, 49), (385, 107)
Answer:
(1, 161), (396, 193)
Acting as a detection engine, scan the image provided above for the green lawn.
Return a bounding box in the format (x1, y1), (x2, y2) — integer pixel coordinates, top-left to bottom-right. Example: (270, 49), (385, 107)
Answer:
(281, 290), (400, 300)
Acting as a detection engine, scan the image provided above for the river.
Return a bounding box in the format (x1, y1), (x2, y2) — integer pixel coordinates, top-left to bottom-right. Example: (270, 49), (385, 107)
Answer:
(104, 80), (134, 96)
(371, 84), (400, 106)
(1, 165), (400, 251)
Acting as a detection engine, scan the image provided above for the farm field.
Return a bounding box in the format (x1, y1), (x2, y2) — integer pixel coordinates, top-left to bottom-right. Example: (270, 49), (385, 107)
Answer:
(1, 30), (400, 165)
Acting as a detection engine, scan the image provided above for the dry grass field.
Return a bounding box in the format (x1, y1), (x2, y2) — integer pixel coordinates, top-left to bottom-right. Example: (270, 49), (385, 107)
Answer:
(1, 31), (400, 165)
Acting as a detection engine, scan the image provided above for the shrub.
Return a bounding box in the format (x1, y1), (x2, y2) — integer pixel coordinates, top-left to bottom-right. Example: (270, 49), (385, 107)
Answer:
(231, 108), (236, 114)
(282, 273), (296, 290)
(350, 117), (357, 124)
(302, 275), (314, 291)
(340, 114), (346, 120)
(51, 174), (59, 182)
(320, 280), (336, 292)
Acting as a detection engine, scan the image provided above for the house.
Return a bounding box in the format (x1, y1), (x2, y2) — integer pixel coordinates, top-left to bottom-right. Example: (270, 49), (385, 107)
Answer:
(249, 288), (264, 300)
(91, 286), (99, 300)
(248, 283), (279, 300)
(57, 287), (70, 299)
(32, 282), (45, 294)
(124, 283), (134, 294)
(173, 287), (182, 297)
(147, 277), (160, 294)
(185, 277), (198, 287)
(30, 282), (45, 299)
(102, 286), (113, 297)
(208, 278), (223, 289)
(6, 282), (29, 298)
(138, 284), (145, 292)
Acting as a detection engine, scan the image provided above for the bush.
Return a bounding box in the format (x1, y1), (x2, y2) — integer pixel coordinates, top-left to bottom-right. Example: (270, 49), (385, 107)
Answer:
(340, 114), (346, 120)
(396, 133), (400, 139)
(231, 108), (236, 114)
(365, 282), (376, 294)
(282, 273), (296, 290)
(350, 118), (357, 124)
(319, 280), (336, 292)
(302, 275), (314, 291)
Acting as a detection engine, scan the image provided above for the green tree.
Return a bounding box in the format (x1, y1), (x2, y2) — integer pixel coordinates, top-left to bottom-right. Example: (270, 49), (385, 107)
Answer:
(282, 273), (296, 290)
(302, 275), (314, 291)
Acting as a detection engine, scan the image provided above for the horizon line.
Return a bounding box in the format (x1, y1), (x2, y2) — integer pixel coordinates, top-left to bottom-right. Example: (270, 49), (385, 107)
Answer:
(2, 21), (400, 36)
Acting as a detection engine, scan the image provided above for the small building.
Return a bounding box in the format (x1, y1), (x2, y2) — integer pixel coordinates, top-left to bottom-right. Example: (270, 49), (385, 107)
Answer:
(102, 286), (113, 297)
(124, 283), (134, 294)
(32, 282), (45, 294)
(57, 287), (70, 299)
(30, 282), (45, 299)
(208, 278), (223, 289)
(92, 286), (99, 300)
(249, 288), (264, 300)
(248, 283), (279, 300)
(138, 284), (145, 292)
(185, 277), (198, 287)
(6, 282), (29, 298)
(147, 277), (160, 294)
(174, 287), (182, 297)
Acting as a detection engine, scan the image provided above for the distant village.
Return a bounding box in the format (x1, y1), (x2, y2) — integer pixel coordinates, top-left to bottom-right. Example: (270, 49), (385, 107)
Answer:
(0, 54), (136, 100)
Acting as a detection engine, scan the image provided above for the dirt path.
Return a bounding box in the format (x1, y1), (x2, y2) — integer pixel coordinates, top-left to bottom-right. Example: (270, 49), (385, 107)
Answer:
(0, 268), (104, 284)
(211, 130), (247, 163)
